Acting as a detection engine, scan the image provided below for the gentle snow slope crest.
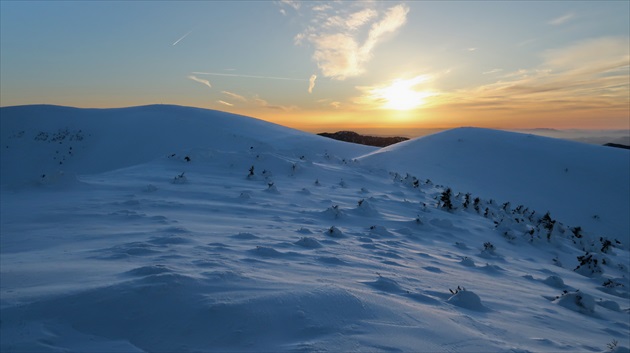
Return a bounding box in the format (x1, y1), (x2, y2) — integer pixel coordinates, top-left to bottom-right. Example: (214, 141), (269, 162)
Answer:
(358, 127), (630, 242)
(0, 104), (376, 186)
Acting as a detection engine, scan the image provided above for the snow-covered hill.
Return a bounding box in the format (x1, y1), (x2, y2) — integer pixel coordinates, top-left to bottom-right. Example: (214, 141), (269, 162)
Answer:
(359, 127), (630, 243)
(1, 105), (629, 352)
(0, 105), (375, 186)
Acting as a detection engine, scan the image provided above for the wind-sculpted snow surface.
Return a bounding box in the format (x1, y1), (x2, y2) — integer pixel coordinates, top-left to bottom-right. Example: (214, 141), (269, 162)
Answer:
(1, 106), (629, 352)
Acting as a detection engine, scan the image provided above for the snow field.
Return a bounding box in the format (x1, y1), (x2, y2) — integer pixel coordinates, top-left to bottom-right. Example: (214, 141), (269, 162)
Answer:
(1, 105), (629, 352)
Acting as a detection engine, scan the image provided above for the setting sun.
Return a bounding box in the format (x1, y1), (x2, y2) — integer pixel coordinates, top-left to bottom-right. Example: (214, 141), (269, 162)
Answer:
(367, 75), (435, 111)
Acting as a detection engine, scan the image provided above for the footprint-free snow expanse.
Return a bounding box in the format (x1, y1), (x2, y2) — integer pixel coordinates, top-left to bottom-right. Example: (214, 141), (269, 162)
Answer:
(1, 105), (629, 352)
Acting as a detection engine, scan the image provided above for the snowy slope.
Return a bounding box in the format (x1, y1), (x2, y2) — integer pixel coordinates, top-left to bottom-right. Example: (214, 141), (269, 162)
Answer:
(359, 127), (630, 243)
(1, 106), (629, 353)
(0, 105), (375, 186)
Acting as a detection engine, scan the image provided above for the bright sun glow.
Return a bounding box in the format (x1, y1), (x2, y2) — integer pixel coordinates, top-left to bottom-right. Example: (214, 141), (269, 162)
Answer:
(371, 75), (434, 111)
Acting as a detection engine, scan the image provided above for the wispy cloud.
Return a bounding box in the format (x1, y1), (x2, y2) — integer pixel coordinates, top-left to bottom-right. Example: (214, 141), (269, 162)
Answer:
(277, 0), (300, 15)
(254, 96), (294, 111)
(483, 68), (503, 75)
(280, 0), (300, 10)
(308, 74), (317, 93)
(187, 75), (211, 88)
(192, 71), (306, 82)
(217, 100), (234, 107)
(548, 12), (575, 26)
(296, 3), (410, 80)
(222, 91), (247, 102)
(438, 37), (630, 114)
(172, 30), (193, 46)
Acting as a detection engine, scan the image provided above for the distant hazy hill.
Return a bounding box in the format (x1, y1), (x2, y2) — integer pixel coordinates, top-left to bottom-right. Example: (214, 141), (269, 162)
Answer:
(318, 131), (408, 147)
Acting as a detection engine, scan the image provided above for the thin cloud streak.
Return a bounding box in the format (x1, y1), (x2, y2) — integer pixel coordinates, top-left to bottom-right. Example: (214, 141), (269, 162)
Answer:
(172, 30), (193, 46)
(222, 91), (247, 102)
(549, 12), (575, 26)
(483, 68), (503, 75)
(192, 72), (307, 82)
(187, 75), (211, 88)
(217, 100), (234, 107)
(254, 96), (294, 111)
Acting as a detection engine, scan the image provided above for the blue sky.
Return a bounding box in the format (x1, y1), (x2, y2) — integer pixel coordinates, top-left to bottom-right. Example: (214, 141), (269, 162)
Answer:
(1, 1), (628, 130)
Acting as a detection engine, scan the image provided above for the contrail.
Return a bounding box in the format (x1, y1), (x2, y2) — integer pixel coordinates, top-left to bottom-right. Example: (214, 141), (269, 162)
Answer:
(172, 30), (193, 46)
(192, 71), (307, 81)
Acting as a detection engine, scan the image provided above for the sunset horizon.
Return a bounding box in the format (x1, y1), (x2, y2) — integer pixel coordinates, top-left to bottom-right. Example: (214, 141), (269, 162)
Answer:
(1, 1), (629, 132)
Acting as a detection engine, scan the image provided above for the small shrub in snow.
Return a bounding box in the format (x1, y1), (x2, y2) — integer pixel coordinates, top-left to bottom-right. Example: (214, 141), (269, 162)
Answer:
(449, 285), (466, 295)
(460, 257), (475, 267)
(266, 181), (278, 192)
(314, 179), (321, 186)
(607, 340), (619, 351)
(553, 289), (595, 315)
(248, 165), (255, 178)
(172, 172), (187, 184)
(462, 193), (471, 209)
(480, 242), (497, 258)
(574, 252), (603, 277)
(326, 226), (343, 238)
(571, 226), (583, 239)
(539, 212), (556, 241)
(439, 188), (454, 211)
(606, 340), (630, 353)
(324, 204), (343, 219)
(447, 287), (486, 311)
(144, 184), (158, 192)
(600, 237), (615, 253)
(473, 197), (481, 213)
(602, 279), (624, 289)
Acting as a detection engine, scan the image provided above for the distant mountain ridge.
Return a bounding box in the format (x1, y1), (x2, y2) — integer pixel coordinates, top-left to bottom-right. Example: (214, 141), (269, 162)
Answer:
(318, 131), (409, 147)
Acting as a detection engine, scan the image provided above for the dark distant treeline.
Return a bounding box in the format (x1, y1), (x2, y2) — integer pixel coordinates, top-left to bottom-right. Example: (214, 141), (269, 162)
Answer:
(603, 143), (630, 150)
(318, 131), (409, 147)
